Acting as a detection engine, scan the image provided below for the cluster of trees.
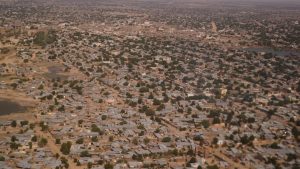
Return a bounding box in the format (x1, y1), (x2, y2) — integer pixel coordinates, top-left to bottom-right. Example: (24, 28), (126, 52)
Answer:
(60, 157), (69, 168)
(139, 105), (155, 116)
(11, 120), (17, 127)
(10, 142), (20, 150)
(10, 135), (20, 150)
(132, 147), (193, 163)
(39, 121), (49, 131)
(33, 30), (57, 47)
(68, 80), (83, 95)
(0, 47), (9, 54)
(240, 134), (255, 145)
(10, 120), (29, 127)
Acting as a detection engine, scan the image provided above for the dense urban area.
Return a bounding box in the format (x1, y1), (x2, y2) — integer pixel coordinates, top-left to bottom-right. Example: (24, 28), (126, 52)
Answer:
(0, 0), (299, 169)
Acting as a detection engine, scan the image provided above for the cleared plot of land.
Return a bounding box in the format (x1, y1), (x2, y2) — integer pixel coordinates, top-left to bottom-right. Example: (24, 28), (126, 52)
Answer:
(0, 89), (36, 104)
(0, 47), (18, 64)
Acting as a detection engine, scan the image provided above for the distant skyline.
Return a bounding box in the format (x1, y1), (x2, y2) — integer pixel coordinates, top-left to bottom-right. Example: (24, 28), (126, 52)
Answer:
(139, 0), (300, 5)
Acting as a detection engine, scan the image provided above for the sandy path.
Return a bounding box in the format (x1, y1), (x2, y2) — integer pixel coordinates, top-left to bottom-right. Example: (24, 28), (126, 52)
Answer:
(162, 117), (249, 169)
(34, 124), (84, 169)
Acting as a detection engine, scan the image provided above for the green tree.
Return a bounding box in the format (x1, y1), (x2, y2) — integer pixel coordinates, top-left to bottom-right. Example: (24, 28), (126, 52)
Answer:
(139, 87), (149, 93)
(60, 157), (69, 169)
(109, 136), (114, 142)
(29, 123), (35, 129)
(212, 137), (218, 145)
(38, 84), (44, 90)
(144, 137), (150, 144)
(201, 120), (210, 129)
(31, 135), (37, 142)
(28, 142), (32, 149)
(11, 120), (17, 127)
(76, 138), (84, 144)
(38, 138), (48, 147)
(153, 99), (161, 105)
(145, 108), (155, 116)
(162, 137), (171, 142)
(91, 136), (98, 142)
(20, 120), (29, 127)
(91, 124), (103, 135)
(132, 137), (138, 145)
(78, 119), (83, 127)
(101, 115), (107, 120)
(80, 150), (91, 157)
(55, 138), (61, 144)
(240, 135), (254, 145)
(172, 148), (179, 156)
(104, 163), (114, 169)
(11, 83), (18, 89)
(11, 135), (17, 142)
(33, 30), (57, 47)
(39, 122), (48, 131)
(267, 108), (277, 119)
(87, 162), (93, 169)
(207, 164), (219, 169)
(10, 142), (20, 150)
(60, 141), (72, 155)
(270, 142), (280, 149)
(189, 157), (196, 163)
(212, 117), (220, 124)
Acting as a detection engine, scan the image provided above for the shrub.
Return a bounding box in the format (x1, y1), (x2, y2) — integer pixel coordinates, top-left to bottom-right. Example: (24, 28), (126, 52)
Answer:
(162, 137), (171, 142)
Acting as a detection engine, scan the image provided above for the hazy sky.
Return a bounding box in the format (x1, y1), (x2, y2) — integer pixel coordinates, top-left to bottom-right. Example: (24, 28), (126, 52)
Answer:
(143, 0), (300, 5)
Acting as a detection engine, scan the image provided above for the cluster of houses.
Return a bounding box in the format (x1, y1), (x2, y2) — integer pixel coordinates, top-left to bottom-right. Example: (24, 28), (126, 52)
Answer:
(0, 1), (299, 169)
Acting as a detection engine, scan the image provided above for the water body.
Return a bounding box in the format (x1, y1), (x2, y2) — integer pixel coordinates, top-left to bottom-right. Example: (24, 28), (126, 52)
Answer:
(48, 66), (64, 74)
(45, 66), (67, 79)
(244, 47), (300, 56)
(0, 100), (27, 115)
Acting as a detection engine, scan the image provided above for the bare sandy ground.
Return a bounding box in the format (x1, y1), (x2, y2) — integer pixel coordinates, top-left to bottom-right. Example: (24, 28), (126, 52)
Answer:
(0, 111), (35, 121)
(0, 89), (36, 105)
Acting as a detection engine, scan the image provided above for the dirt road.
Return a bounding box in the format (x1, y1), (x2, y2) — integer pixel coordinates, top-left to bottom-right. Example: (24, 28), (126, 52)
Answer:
(34, 123), (84, 169)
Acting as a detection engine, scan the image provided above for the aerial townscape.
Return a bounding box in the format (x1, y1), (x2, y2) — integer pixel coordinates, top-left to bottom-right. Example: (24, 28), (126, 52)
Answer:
(0, 0), (299, 169)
